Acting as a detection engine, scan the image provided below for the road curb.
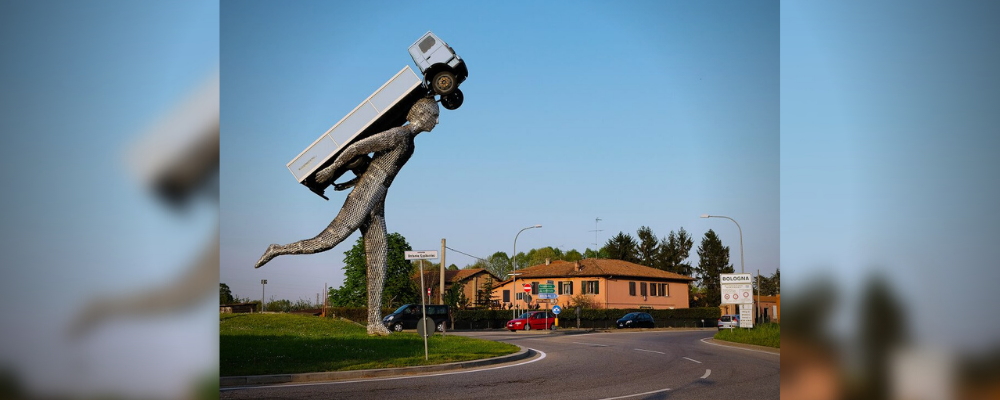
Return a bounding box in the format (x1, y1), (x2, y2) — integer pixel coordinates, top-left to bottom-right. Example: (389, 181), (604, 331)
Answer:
(220, 346), (535, 388)
(702, 338), (780, 354)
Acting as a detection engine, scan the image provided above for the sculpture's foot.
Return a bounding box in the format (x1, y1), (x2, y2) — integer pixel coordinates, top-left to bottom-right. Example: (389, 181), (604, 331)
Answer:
(254, 244), (280, 269)
(367, 324), (391, 336)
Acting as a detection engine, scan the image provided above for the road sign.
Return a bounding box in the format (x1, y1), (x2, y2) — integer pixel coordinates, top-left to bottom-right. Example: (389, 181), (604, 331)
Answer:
(552, 305), (562, 315)
(523, 283), (532, 293)
(537, 293), (557, 299)
(721, 284), (753, 304)
(740, 307), (754, 329)
(405, 250), (439, 260)
(416, 317), (435, 337)
(721, 273), (753, 284)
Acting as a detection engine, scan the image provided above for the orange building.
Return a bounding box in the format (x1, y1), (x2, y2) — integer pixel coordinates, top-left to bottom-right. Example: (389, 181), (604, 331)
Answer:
(491, 259), (695, 310)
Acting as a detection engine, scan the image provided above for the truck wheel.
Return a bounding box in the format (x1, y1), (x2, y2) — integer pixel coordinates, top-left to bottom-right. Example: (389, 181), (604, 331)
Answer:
(432, 70), (456, 95)
(441, 89), (463, 110)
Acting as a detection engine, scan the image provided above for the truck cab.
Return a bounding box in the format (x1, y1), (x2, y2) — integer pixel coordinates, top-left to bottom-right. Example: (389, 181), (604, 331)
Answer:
(408, 31), (468, 110)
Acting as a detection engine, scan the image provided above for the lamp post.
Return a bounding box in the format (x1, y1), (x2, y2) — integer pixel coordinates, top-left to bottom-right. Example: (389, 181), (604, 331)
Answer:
(512, 224), (542, 319)
(700, 214), (744, 273)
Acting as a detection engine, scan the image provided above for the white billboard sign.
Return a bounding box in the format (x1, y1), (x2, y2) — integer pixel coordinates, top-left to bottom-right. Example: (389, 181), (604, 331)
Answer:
(721, 273), (754, 305)
(740, 307), (754, 328)
(405, 250), (439, 260)
(720, 273), (753, 284)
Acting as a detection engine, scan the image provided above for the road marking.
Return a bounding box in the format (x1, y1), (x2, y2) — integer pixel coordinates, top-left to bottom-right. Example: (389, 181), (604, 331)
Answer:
(634, 348), (665, 355)
(699, 337), (780, 355)
(683, 357), (702, 364)
(220, 349), (548, 391)
(572, 341), (609, 347)
(701, 369), (711, 379)
(597, 388), (671, 400)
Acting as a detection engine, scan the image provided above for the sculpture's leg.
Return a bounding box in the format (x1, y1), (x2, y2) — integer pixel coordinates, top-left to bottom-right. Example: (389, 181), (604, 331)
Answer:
(254, 186), (383, 268)
(362, 205), (391, 336)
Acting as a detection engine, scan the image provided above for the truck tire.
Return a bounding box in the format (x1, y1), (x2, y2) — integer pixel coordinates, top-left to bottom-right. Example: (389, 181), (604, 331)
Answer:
(432, 70), (456, 95)
(441, 89), (463, 110)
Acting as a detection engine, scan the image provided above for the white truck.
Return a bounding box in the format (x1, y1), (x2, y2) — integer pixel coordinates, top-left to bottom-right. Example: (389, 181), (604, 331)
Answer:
(286, 32), (468, 199)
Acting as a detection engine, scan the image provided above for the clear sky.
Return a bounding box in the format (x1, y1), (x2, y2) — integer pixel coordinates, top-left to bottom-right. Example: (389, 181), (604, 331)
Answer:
(220, 1), (780, 303)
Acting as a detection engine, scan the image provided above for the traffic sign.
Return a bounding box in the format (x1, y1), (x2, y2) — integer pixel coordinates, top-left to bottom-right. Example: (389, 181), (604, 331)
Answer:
(552, 305), (562, 315)
(523, 283), (532, 293)
(537, 293), (557, 299)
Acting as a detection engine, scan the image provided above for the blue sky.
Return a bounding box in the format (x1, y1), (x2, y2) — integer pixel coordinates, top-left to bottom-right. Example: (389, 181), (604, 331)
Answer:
(220, 1), (780, 303)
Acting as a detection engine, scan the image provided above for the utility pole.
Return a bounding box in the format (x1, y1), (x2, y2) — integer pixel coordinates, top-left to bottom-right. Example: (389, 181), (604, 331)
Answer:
(440, 238), (446, 305)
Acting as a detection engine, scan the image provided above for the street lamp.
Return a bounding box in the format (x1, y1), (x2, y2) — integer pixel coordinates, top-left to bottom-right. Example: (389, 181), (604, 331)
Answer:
(512, 224), (542, 319)
(700, 214), (744, 273)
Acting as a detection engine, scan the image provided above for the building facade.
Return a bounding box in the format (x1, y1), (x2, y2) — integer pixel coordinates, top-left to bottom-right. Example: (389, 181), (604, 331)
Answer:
(491, 259), (695, 310)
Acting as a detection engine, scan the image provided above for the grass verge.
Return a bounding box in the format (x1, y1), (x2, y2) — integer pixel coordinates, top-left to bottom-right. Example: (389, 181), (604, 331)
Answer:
(713, 322), (780, 348)
(220, 313), (519, 376)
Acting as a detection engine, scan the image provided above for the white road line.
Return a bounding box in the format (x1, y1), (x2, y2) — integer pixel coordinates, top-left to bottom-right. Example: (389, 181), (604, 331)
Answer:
(220, 349), (548, 391)
(572, 341), (609, 347)
(598, 388), (672, 400)
(701, 369), (711, 379)
(699, 337), (780, 355)
(634, 348), (665, 355)
(683, 357), (702, 364)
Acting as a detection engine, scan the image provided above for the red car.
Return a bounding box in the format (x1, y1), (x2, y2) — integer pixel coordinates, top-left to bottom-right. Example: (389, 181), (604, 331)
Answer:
(507, 311), (556, 331)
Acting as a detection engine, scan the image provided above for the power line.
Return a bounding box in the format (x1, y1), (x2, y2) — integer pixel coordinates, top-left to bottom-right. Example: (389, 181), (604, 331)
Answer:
(444, 246), (486, 262)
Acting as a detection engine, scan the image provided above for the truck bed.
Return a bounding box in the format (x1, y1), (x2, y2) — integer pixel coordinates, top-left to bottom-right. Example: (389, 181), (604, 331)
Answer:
(286, 66), (425, 198)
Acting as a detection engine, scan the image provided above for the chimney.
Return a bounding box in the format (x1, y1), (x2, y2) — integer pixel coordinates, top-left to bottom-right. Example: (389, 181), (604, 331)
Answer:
(574, 261), (582, 272)
(545, 258), (551, 265)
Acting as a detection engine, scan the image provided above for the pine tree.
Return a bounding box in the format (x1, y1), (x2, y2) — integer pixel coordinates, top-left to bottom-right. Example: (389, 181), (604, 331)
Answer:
(694, 229), (735, 307)
(603, 231), (639, 263)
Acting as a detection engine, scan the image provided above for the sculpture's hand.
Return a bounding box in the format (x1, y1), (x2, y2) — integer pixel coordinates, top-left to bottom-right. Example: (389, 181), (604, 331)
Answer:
(333, 177), (358, 191)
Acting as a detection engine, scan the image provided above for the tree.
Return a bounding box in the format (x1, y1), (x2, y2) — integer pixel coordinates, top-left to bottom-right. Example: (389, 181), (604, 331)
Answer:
(328, 232), (418, 309)
(528, 246), (560, 266)
(583, 247), (609, 259)
(659, 228), (694, 276)
(636, 226), (659, 267)
(603, 231), (639, 263)
(563, 249), (583, 262)
(477, 274), (498, 309)
(444, 281), (469, 309)
(447, 264), (459, 271)
(220, 283), (235, 305)
(754, 268), (780, 296)
(486, 251), (511, 279)
(694, 229), (735, 308)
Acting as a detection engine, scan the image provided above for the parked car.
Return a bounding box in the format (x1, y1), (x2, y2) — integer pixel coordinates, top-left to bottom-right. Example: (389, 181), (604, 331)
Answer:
(382, 304), (450, 333)
(408, 31), (468, 110)
(506, 311), (556, 331)
(616, 312), (655, 329)
(718, 314), (739, 330)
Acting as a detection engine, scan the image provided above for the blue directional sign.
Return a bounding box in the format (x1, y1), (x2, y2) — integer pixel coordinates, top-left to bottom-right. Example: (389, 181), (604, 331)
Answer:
(552, 305), (562, 315)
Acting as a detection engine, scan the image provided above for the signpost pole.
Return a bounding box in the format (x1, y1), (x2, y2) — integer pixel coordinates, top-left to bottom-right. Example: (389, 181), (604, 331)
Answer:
(405, 250), (439, 361)
(418, 260), (428, 360)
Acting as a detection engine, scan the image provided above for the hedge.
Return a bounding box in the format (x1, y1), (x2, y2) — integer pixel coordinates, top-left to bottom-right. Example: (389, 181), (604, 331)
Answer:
(323, 306), (721, 329)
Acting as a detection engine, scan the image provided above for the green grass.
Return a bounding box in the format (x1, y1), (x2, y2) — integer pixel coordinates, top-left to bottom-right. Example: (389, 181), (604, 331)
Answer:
(220, 313), (519, 376)
(713, 322), (780, 348)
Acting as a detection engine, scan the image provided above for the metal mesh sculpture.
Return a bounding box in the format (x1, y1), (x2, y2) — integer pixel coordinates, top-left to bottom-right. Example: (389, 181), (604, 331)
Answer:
(255, 97), (440, 336)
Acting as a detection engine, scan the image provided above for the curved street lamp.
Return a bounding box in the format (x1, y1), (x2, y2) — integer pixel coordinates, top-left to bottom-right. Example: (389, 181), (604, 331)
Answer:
(700, 214), (743, 274)
(512, 224), (542, 319)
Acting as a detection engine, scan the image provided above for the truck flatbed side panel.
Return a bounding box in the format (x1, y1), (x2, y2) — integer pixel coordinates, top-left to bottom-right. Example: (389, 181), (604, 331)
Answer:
(286, 66), (422, 184)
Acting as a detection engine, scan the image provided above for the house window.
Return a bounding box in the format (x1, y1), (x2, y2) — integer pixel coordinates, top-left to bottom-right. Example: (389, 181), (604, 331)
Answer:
(503, 290), (510, 303)
(650, 283), (657, 297)
(659, 283), (669, 296)
(558, 281), (563, 295)
(532, 282), (538, 295)
(583, 280), (599, 295)
(629, 282), (636, 296)
(562, 281), (573, 295)
(640, 282), (647, 297)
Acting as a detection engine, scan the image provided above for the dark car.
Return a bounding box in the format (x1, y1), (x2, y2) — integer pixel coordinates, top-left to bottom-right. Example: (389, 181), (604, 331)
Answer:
(382, 304), (450, 333)
(617, 312), (655, 329)
(506, 311), (556, 331)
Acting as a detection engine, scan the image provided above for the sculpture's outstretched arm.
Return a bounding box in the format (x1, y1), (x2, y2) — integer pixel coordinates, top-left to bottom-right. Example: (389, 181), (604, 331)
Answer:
(316, 126), (407, 185)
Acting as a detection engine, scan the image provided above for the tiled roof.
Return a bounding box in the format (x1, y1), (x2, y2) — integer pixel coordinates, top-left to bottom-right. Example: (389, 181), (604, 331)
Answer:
(415, 268), (499, 283)
(499, 259), (696, 284)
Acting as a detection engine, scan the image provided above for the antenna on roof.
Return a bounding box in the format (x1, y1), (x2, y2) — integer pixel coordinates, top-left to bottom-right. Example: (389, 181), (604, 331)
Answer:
(588, 217), (603, 255)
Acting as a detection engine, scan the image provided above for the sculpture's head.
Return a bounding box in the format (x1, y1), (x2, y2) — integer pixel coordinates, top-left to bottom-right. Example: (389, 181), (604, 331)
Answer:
(407, 97), (439, 133)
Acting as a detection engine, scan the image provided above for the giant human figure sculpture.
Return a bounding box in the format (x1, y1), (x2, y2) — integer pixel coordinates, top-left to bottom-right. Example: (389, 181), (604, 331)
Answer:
(254, 97), (440, 336)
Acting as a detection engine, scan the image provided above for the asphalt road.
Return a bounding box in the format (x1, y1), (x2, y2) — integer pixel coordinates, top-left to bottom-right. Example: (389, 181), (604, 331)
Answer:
(220, 329), (779, 399)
